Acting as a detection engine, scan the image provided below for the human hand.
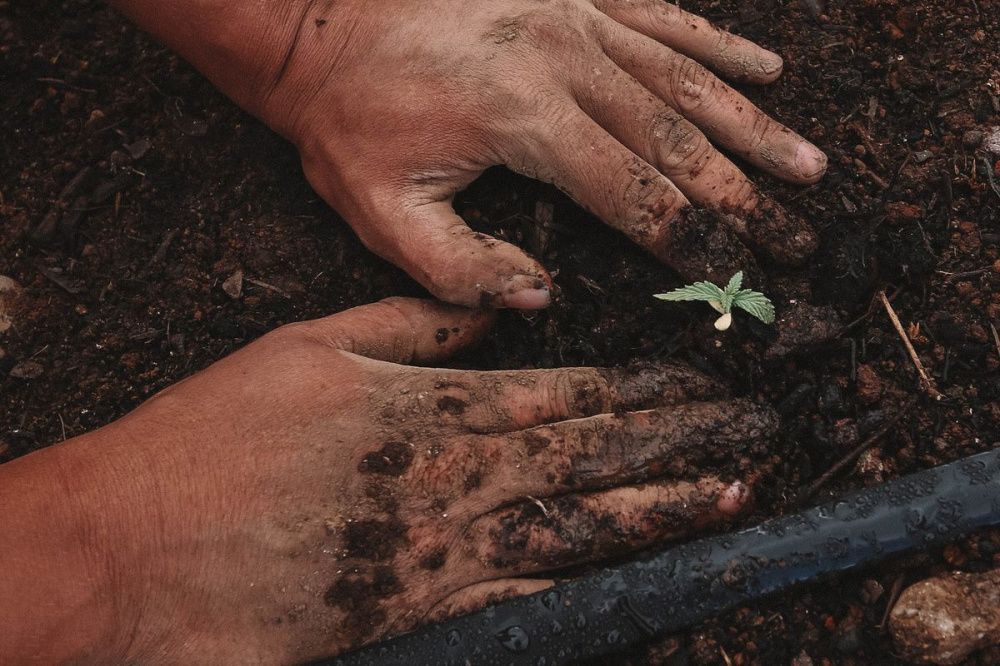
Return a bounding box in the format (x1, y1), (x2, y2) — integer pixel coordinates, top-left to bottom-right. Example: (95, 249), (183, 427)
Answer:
(116, 0), (827, 309)
(0, 298), (778, 663)
(272, 0), (826, 308)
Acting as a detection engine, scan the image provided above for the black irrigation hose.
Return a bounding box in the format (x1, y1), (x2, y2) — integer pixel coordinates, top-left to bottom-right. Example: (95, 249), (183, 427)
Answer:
(319, 448), (1000, 666)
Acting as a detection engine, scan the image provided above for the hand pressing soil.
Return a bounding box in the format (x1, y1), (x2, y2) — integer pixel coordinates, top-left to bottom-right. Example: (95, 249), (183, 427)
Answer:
(109, 0), (826, 309)
(0, 297), (776, 664)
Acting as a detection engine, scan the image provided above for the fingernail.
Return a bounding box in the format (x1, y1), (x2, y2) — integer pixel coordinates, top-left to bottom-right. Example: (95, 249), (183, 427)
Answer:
(503, 287), (550, 309)
(499, 275), (551, 309)
(758, 52), (783, 76)
(795, 142), (828, 180)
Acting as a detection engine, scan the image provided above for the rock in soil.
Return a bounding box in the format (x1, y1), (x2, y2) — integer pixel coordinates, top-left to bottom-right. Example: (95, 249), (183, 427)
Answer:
(890, 569), (1000, 664)
(0, 276), (22, 334)
(9, 360), (43, 380)
(222, 269), (244, 299)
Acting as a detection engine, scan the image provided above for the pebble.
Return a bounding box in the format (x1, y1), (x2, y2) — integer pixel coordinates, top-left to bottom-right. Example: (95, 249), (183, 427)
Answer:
(855, 364), (883, 404)
(861, 578), (885, 604)
(913, 149), (934, 164)
(962, 129), (984, 148)
(124, 138), (151, 160)
(222, 269), (243, 299)
(0, 275), (21, 334)
(836, 623), (862, 653)
(984, 127), (1000, 158)
(9, 360), (43, 380)
(891, 569), (1000, 665)
(791, 650), (814, 666)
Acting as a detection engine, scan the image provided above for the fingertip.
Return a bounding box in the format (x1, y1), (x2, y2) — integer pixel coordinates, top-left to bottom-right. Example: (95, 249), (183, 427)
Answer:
(754, 50), (784, 83)
(716, 481), (752, 516)
(656, 206), (763, 285)
(738, 196), (819, 265)
(795, 142), (828, 183)
(497, 274), (552, 310)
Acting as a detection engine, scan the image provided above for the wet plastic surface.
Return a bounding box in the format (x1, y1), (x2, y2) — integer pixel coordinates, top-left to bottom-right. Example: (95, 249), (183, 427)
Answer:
(316, 449), (1000, 666)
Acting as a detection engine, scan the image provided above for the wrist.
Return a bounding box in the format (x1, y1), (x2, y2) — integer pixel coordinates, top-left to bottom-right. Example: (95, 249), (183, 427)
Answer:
(108, 0), (305, 132)
(0, 439), (124, 663)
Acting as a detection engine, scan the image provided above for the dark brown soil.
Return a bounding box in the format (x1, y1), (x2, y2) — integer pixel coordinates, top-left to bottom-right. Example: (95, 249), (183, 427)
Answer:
(2, 0), (999, 664)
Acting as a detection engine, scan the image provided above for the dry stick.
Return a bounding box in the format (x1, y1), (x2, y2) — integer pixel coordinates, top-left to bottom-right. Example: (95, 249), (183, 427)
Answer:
(800, 397), (918, 502)
(878, 574), (907, 631)
(878, 290), (944, 400)
(990, 322), (1000, 361)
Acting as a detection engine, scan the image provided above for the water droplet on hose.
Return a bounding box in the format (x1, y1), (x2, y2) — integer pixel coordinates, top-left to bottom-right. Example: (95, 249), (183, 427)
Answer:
(575, 612), (587, 628)
(607, 629), (621, 644)
(445, 629), (462, 647)
(496, 625), (530, 653)
(550, 619), (564, 635)
(541, 589), (561, 611)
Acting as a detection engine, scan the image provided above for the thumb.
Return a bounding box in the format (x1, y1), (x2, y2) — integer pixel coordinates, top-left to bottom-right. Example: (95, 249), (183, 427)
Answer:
(360, 200), (552, 309)
(302, 297), (495, 365)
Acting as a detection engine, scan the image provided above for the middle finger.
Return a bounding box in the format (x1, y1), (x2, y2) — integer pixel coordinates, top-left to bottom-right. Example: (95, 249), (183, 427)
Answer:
(597, 19), (828, 186)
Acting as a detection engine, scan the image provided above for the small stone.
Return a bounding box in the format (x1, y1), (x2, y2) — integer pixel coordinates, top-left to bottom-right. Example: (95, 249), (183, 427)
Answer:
(222, 269), (243, 299)
(836, 623), (862, 653)
(891, 569), (1000, 665)
(962, 129), (985, 148)
(9, 360), (43, 379)
(84, 108), (106, 129)
(124, 138), (151, 160)
(861, 578), (885, 604)
(0, 275), (22, 334)
(791, 650), (814, 666)
(984, 127), (1000, 158)
(857, 448), (890, 483)
(913, 149), (934, 164)
(855, 364), (883, 404)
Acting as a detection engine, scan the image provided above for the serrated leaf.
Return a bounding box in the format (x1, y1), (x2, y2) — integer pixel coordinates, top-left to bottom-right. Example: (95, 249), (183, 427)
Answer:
(724, 271), (744, 297)
(653, 281), (726, 304)
(732, 289), (775, 324)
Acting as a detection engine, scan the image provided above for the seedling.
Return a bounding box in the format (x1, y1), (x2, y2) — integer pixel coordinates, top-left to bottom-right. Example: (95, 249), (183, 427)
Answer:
(654, 271), (775, 331)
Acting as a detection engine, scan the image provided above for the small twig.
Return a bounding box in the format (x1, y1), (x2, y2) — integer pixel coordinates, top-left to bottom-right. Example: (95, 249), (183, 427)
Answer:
(990, 322), (1000, 360)
(800, 397), (918, 501)
(850, 121), (887, 172)
(525, 496), (549, 518)
(878, 574), (907, 631)
(878, 291), (944, 400)
(935, 267), (991, 281)
(982, 156), (1000, 202)
(36, 77), (97, 94)
(244, 276), (292, 299)
(149, 228), (178, 266)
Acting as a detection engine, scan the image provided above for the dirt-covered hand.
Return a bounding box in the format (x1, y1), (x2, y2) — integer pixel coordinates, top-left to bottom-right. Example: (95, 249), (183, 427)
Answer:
(112, 0), (827, 309)
(0, 298), (778, 663)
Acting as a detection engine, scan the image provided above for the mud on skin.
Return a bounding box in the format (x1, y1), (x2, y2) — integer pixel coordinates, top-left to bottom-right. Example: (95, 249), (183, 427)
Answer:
(654, 207), (764, 285)
(308, 363), (778, 654)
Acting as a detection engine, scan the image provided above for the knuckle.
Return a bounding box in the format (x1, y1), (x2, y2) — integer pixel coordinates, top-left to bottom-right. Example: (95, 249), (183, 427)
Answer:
(553, 371), (611, 416)
(266, 320), (316, 348)
(485, 3), (586, 55)
(671, 57), (718, 113)
(612, 160), (683, 237)
(652, 112), (709, 169)
(747, 113), (779, 153)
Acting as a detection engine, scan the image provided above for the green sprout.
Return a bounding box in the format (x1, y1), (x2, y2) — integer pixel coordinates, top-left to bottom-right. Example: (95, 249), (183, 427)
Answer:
(654, 271), (775, 331)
